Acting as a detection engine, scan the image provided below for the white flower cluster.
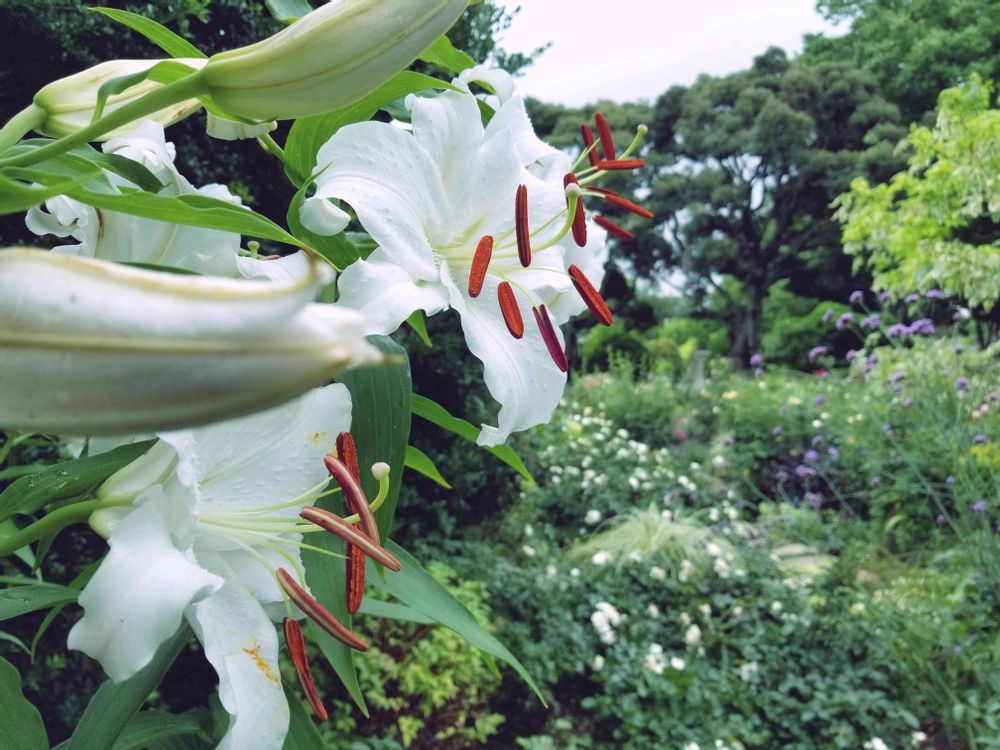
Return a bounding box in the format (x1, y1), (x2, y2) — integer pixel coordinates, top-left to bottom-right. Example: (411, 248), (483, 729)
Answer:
(590, 601), (623, 645)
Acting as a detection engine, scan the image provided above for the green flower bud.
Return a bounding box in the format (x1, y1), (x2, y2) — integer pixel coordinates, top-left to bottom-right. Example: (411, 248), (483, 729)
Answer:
(33, 59), (206, 140)
(201, 0), (469, 120)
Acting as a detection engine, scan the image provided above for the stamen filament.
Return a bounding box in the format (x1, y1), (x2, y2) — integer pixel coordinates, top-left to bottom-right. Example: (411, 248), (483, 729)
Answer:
(564, 174), (588, 247)
(619, 124), (648, 160)
(300, 506), (402, 571)
(277, 568), (368, 651)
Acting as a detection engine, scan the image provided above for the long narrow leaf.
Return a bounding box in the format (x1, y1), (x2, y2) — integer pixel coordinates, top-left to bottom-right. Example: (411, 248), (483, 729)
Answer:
(0, 656), (47, 750)
(91, 8), (206, 58)
(404, 445), (451, 488)
(0, 584), (78, 621)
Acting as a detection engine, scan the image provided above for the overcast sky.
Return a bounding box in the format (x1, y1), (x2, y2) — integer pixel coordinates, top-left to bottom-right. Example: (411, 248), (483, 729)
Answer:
(497, 1), (842, 105)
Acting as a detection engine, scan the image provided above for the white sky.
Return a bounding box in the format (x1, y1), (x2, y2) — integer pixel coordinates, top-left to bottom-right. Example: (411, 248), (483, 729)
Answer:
(497, 1), (842, 105)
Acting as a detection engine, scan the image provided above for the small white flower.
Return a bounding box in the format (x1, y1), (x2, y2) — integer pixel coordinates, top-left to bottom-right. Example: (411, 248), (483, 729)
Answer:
(680, 612), (692, 626)
(725, 507), (738, 521)
(698, 604), (711, 618)
(670, 656), (686, 671)
(738, 661), (758, 681)
(650, 566), (666, 580)
(683, 743), (701, 750)
(591, 654), (605, 671)
(661, 508), (673, 522)
(706, 542), (722, 557)
(910, 731), (928, 747)
(684, 624), (702, 647)
(570, 567), (580, 578)
(732, 606), (743, 618)
(713, 558), (731, 578)
(811, 419), (823, 429)
(709, 508), (720, 522)
(770, 601), (783, 614)
(524, 524), (534, 537)
(584, 509), (602, 525)
(863, 739), (890, 750)
(591, 551), (611, 566)
(521, 545), (536, 557)
(679, 559), (694, 583)
(646, 604), (661, 618)
(545, 564), (557, 577)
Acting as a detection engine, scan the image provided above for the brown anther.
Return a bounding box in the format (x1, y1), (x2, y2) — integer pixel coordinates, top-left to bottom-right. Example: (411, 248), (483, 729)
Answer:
(277, 569), (368, 652)
(346, 544), (367, 615)
(515, 184), (531, 267)
(580, 123), (601, 167)
(594, 215), (634, 241)
(335, 432), (361, 483)
(594, 113), (617, 160)
(533, 305), (569, 373)
(284, 618), (328, 721)
(300, 506), (402, 571)
(563, 173), (588, 248)
(324, 455), (379, 546)
(497, 281), (524, 339)
(602, 193), (654, 219)
(596, 159), (645, 171)
(568, 264), (613, 326)
(468, 235), (493, 298)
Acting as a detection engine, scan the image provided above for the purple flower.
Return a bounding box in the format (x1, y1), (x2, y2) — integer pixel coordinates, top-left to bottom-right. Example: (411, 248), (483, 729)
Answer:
(860, 314), (881, 330)
(754, 367), (764, 378)
(811, 435), (824, 447)
(808, 346), (828, 362)
(972, 501), (986, 513)
(908, 318), (936, 336)
(749, 353), (763, 367)
(776, 469), (789, 482)
(970, 572), (979, 581)
(936, 514), (946, 524)
(925, 288), (942, 299)
(905, 293), (920, 304)
(804, 449), (820, 463)
(886, 323), (909, 338)
(888, 370), (907, 384)
(892, 384), (903, 394)
(870, 475), (881, 486)
(878, 291), (892, 302)
(849, 290), (864, 305)
(804, 491), (823, 509)
(952, 646), (962, 655)
(946, 475), (957, 485)
(988, 392), (1000, 403)
(846, 349), (859, 360)
(794, 464), (817, 478)
(902, 397), (914, 407)
(955, 377), (970, 391)
(836, 313), (854, 330)
(827, 446), (840, 458)
(973, 434), (986, 444)
(722, 436), (734, 446)
(772, 425), (783, 436)
(812, 395), (826, 406)
(866, 354), (879, 366)
(822, 308), (835, 324)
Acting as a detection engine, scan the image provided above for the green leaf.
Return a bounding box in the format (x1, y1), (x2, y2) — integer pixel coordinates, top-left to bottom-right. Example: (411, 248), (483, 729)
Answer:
(0, 169), (101, 215)
(91, 8), (206, 58)
(265, 0), (314, 24)
(92, 60), (200, 121)
(284, 71), (455, 187)
(411, 394), (534, 482)
(9, 139), (163, 193)
(286, 180), (361, 270)
(0, 655), (47, 750)
(64, 186), (303, 247)
(65, 626), (191, 750)
(371, 542), (546, 704)
(111, 711), (207, 750)
(405, 310), (432, 347)
(0, 440), (156, 523)
(281, 690), (325, 750)
(0, 584), (78, 622)
(357, 598), (434, 625)
(404, 445), (451, 489)
(337, 336), (412, 539)
(0, 519), (34, 568)
(419, 34), (476, 74)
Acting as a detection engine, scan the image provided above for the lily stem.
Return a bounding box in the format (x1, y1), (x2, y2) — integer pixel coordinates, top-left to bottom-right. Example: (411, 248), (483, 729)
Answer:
(0, 499), (104, 557)
(0, 105), (46, 155)
(257, 133), (285, 161)
(0, 72), (208, 169)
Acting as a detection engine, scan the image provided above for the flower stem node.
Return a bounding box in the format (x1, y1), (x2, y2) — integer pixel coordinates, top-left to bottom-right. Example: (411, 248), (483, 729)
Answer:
(200, 0), (471, 121)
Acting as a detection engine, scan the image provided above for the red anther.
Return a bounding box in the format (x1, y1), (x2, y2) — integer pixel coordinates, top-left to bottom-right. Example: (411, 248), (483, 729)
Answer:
(568, 264), (613, 326)
(603, 193), (654, 219)
(300, 506), (402, 571)
(335, 432), (361, 484)
(594, 113), (617, 160)
(580, 124), (601, 167)
(515, 184), (531, 267)
(533, 305), (569, 373)
(468, 235), (493, 298)
(346, 544), (366, 615)
(597, 159), (645, 171)
(497, 281), (524, 339)
(563, 173), (588, 248)
(284, 618), (329, 721)
(277, 569), (368, 652)
(323, 455), (379, 546)
(594, 216), (634, 241)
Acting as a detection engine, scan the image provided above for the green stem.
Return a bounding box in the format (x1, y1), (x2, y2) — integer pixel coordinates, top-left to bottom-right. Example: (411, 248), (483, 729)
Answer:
(257, 132), (285, 161)
(0, 72), (208, 169)
(0, 104), (45, 154)
(0, 499), (104, 557)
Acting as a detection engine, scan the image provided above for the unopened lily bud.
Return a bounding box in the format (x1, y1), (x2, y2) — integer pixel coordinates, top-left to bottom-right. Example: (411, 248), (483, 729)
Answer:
(201, 0), (470, 120)
(33, 59), (206, 140)
(0, 248), (382, 435)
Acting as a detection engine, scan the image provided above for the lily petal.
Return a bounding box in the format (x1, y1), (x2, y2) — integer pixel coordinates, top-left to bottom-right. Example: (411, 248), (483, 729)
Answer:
(67, 488), (221, 682)
(187, 568), (288, 750)
(0, 248), (379, 434)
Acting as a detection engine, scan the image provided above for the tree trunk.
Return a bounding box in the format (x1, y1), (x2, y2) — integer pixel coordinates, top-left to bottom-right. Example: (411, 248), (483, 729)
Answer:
(731, 284), (765, 365)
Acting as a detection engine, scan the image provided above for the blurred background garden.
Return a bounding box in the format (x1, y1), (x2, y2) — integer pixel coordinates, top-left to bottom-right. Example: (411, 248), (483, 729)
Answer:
(0, 1), (997, 748)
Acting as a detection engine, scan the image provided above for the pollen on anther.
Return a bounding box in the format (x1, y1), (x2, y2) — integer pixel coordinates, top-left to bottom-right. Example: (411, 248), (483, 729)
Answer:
(580, 124), (601, 167)
(468, 235), (493, 298)
(284, 618), (328, 721)
(603, 193), (654, 219)
(594, 215), (634, 241)
(596, 159), (645, 171)
(497, 281), (524, 339)
(568, 264), (613, 326)
(515, 184), (531, 267)
(594, 113), (617, 161)
(533, 305), (569, 373)
(563, 174), (588, 247)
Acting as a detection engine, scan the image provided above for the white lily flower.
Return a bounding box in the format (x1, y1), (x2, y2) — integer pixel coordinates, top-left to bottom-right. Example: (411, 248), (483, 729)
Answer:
(0, 248), (381, 434)
(69, 385), (354, 750)
(456, 64), (516, 109)
(303, 86), (612, 445)
(25, 121), (278, 279)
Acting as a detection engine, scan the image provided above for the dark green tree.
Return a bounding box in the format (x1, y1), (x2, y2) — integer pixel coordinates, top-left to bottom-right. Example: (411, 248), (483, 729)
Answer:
(641, 48), (904, 363)
(804, 0), (1000, 122)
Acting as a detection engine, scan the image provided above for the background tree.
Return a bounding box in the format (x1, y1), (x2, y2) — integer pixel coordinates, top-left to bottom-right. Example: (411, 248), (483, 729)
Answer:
(837, 76), (1000, 345)
(638, 48), (903, 362)
(803, 0), (1000, 122)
